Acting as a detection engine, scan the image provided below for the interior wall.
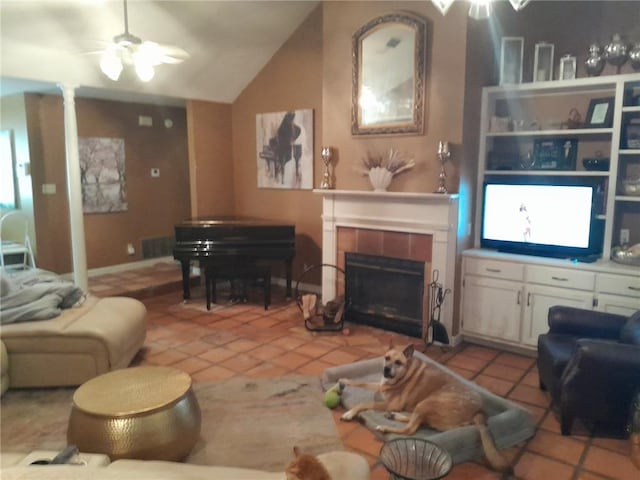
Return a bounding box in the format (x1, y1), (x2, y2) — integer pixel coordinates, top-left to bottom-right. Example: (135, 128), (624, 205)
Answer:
(322, 1), (469, 193)
(231, 5), (324, 280)
(25, 93), (190, 273)
(186, 100), (234, 218)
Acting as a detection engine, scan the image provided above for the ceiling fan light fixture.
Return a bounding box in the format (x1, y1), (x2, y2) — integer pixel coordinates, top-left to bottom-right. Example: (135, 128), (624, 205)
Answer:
(468, 0), (492, 20)
(134, 59), (155, 82)
(431, 0), (456, 16)
(508, 0), (531, 11)
(100, 49), (123, 81)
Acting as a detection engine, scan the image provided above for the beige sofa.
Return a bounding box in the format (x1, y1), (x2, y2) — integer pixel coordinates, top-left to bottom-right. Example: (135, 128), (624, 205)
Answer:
(0, 295), (147, 389)
(0, 450), (371, 480)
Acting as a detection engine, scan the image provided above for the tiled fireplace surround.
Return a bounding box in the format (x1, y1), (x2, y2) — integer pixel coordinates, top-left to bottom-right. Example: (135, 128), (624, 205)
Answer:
(316, 190), (459, 343)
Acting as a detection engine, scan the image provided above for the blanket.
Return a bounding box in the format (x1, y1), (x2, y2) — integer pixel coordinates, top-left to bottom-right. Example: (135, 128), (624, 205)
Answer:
(0, 269), (85, 325)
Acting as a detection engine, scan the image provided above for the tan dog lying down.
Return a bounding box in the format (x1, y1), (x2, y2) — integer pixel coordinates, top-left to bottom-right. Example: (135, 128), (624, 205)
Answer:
(339, 343), (511, 474)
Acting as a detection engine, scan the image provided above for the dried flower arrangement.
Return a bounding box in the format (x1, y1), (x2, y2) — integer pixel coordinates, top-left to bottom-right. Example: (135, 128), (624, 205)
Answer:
(355, 148), (416, 175)
(354, 149), (416, 192)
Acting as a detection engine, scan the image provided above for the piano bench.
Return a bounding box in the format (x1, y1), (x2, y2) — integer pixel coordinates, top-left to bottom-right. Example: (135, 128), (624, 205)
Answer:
(205, 262), (271, 311)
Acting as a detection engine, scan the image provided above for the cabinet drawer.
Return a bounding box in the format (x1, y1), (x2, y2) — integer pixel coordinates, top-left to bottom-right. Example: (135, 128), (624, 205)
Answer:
(464, 258), (524, 281)
(596, 274), (640, 298)
(526, 265), (595, 291)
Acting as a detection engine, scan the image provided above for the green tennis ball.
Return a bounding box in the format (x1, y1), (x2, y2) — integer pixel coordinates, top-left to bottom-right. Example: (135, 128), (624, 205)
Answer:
(324, 389), (341, 409)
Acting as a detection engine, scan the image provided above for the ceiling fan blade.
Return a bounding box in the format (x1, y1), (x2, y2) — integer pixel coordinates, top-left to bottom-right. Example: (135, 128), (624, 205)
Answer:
(139, 41), (189, 65)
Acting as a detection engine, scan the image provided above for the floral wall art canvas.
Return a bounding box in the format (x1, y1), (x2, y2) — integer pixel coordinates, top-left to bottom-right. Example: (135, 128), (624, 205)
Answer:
(78, 137), (127, 213)
(256, 109), (313, 189)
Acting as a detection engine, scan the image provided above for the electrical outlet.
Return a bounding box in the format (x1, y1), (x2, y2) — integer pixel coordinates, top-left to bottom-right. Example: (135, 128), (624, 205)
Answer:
(620, 228), (630, 245)
(150, 168), (160, 178)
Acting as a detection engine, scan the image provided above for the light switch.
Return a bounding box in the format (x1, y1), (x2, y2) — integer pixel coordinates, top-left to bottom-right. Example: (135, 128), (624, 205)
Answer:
(150, 168), (160, 178)
(138, 115), (153, 127)
(42, 183), (56, 195)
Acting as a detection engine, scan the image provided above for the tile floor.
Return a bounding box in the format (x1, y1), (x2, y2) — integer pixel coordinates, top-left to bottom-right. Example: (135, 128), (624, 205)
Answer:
(88, 261), (637, 480)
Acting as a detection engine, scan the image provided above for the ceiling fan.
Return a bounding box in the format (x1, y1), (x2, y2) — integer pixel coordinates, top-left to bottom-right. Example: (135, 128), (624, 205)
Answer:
(98, 0), (189, 82)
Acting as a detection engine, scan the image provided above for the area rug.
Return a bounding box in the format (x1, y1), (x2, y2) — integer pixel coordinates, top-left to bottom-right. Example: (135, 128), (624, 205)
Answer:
(322, 352), (536, 465)
(0, 375), (342, 472)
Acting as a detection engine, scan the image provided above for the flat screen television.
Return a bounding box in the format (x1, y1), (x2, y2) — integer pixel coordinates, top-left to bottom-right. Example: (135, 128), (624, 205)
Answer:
(480, 176), (604, 261)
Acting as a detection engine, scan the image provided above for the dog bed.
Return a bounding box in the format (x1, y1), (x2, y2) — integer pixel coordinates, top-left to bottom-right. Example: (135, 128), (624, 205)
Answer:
(321, 351), (536, 465)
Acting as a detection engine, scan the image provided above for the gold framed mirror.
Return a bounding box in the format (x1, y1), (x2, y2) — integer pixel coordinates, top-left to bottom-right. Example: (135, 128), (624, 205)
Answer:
(352, 12), (426, 136)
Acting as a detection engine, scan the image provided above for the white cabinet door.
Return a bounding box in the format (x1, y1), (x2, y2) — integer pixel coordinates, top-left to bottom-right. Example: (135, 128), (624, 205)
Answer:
(596, 294), (640, 316)
(462, 276), (522, 342)
(521, 285), (593, 347)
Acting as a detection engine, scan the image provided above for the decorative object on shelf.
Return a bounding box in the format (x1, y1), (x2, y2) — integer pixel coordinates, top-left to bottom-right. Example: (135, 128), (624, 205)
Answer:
(319, 146), (333, 189)
(489, 115), (511, 133)
(355, 148), (415, 192)
(533, 42), (554, 82)
(611, 243), (640, 266)
(585, 97), (615, 128)
(625, 119), (640, 149)
(584, 44), (606, 77)
(620, 176), (640, 196)
(532, 138), (578, 170)
(435, 141), (451, 194)
(500, 37), (524, 86)
(559, 55), (577, 80)
(582, 152), (610, 171)
(630, 43), (640, 70)
(520, 150), (535, 170)
(603, 34), (629, 72)
(561, 108), (583, 129)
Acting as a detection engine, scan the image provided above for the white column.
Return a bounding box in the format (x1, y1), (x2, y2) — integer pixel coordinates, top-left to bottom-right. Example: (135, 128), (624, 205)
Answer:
(59, 83), (88, 290)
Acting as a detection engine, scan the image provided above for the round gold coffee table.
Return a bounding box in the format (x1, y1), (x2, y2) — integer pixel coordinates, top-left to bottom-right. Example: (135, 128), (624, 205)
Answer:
(67, 366), (201, 461)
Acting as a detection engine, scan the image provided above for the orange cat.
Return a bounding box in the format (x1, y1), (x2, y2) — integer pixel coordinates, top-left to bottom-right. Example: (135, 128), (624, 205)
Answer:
(285, 446), (332, 480)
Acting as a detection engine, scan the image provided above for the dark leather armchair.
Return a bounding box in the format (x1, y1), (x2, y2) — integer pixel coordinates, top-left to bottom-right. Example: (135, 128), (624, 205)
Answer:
(537, 306), (640, 436)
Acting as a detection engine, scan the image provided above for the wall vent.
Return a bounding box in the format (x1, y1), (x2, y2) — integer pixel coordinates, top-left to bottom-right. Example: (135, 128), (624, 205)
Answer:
(141, 236), (175, 259)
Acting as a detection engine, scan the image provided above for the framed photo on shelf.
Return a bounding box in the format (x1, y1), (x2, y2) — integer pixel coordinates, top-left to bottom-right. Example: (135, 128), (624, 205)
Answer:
(533, 42), (554, 82)
(585, 97), (614, 128)
(559, 55), (577, 80)
(532, 138), (578, 170)
(500, 37), (524, 85)
(624, 118), (640, 149)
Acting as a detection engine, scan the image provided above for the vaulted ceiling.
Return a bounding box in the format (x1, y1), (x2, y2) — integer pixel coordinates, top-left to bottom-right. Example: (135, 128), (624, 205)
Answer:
(0, 0), (319, 104)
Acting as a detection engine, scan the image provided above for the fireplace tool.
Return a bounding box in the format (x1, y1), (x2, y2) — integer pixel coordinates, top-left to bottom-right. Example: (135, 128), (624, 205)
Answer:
(426, 269), (450, 346)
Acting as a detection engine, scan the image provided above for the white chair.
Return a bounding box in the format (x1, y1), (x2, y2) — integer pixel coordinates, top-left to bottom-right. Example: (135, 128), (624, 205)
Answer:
(0, 211), (36, 271)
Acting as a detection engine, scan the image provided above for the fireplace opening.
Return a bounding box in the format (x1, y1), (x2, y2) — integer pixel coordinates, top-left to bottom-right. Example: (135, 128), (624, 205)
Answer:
(344, 252), (425, 338)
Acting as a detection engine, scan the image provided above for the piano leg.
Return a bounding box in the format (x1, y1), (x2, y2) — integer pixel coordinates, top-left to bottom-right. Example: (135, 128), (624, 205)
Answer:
(180, 260), (191, 300)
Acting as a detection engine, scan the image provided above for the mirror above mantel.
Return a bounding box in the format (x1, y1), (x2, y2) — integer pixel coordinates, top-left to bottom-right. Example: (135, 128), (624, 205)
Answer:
(351, 12), (427, 136)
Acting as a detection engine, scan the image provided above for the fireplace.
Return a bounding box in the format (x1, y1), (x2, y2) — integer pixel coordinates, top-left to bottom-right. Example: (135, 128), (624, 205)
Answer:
(316, 190), (459, 342)
(345, 253), (425, 337)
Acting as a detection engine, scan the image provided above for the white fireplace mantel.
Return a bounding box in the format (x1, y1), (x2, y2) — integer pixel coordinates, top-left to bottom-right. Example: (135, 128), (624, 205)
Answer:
(314, 189), (460, 342)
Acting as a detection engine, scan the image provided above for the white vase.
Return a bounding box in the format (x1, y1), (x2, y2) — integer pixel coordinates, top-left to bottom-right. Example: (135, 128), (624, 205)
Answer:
(368, 167), (393, 191)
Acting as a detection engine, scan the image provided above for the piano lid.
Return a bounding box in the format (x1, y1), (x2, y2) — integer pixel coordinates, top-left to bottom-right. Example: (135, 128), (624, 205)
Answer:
(176, 216), (293, 227)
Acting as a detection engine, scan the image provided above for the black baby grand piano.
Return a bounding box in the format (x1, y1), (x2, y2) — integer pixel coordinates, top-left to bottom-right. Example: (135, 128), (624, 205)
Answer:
(173, 217), (295, 300)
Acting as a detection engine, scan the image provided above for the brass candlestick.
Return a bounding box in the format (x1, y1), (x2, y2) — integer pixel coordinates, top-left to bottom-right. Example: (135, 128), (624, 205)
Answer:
(435, 141), (450, 194)
(320, 146), (333, 189)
